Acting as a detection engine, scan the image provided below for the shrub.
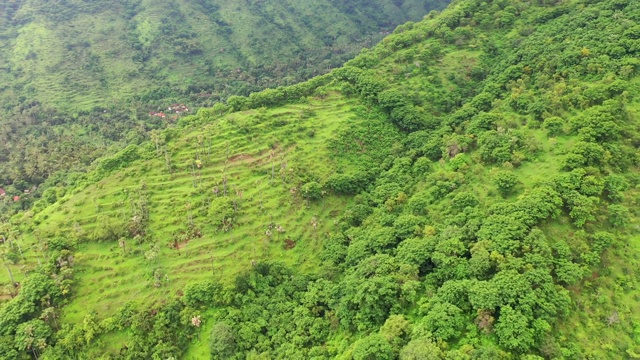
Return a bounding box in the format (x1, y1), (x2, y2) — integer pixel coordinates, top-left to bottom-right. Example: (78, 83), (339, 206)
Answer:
(493, 171), (520, 196)
(608, 204), (630, 227)
(301, 181), (323, 201)
(208, 199), (235, 228)
(183, 280), (223, 308)
(542, 116), (565, 136)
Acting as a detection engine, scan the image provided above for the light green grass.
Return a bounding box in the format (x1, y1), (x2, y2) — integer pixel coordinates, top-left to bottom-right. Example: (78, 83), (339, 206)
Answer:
(2, 94), (363, 326)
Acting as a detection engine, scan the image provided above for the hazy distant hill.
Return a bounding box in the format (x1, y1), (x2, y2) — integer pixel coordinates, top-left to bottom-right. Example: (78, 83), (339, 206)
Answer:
(0, 0), (448, 111)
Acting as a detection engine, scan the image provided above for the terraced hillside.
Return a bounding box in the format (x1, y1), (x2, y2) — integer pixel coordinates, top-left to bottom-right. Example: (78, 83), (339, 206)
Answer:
(30, 93), (369, 322)
(1, 0), (640, 358)
(0, 85), (407, 357)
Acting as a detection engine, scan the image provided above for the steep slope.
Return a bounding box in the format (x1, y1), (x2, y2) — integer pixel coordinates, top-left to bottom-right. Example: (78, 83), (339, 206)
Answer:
(1, 0), (640, 359)
(0, 0), (447, 111)
(0, 0), (448, 194)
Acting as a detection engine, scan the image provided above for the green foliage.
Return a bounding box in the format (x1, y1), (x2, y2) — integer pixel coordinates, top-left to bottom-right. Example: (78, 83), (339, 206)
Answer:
(0, 336), (18, 359)
(3, 0), (640, 358)
(493, 171), (520, 197)
(0, 0), (448, 196)
(393, 215), (425, 240)
(183, 280), (224, 308)
(339, 255), (418, 331)
(451, 191), (478, 212)
(422, 302), (466, 341)
(608, 204), (631, 227)
(14, 319), (52, 356)
(91, 215), (127, 242)
(208, 263), (333, 359)
(208, 199), (235, 229)
(97, 145), (140, 174)
(378, 90), (410, 111)
(209, 322), (237, 360)
(399, 337), (443, 360)
(380, 315), (412, 350)
(477, 130), (524, 164)
(494, 305), (535, 353)
(542, 116), (565, 137)
(604, 174), (629, 202)
(326, 173), (370, 195)
(0, 298), (36, 336)
(352, 334), (396, 360)
(301, 182), (323, 201)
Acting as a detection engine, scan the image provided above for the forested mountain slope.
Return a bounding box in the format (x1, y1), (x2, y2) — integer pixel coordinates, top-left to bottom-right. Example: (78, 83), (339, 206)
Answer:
(0, 0), (447, 110)
(0, 0), (447, 196)
(1, 0), (640, 358)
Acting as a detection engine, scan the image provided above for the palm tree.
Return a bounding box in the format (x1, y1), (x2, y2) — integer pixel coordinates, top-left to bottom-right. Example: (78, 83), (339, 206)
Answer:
(310, 216), (319, 238)
(1, 255), (16, 287)
(118, 238), (127, 255)
(276, 225), (285, 241)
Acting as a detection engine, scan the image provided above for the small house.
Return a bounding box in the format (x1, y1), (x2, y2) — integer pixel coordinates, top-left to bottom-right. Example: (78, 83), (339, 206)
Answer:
(0, 188), (5, 197)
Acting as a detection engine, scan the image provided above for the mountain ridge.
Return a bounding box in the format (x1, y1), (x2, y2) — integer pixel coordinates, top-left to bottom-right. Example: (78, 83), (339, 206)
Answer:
(0, 0), (448, 111)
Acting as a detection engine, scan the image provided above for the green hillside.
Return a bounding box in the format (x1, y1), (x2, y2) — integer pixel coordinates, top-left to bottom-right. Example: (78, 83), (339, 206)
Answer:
(0, 0), (447, 111)
(0, 0), (448, 193)
(2, 0), (640, 359)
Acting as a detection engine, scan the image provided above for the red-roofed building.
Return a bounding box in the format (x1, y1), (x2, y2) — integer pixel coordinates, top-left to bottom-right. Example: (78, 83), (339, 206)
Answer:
(149, 111), (167, 118)
(13, 196), (20, 202)
(0, 188), (5, 197)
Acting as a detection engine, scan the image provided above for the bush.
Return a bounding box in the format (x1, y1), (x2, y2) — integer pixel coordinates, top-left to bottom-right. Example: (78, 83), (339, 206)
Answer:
(326, 172), (371, 195)
(604, 174), (628, 202)
(390, 105), (426, 132)
(393, 215), (425, 240)
(422, 302), (466, 341)
(494, 305), (535, 353)
(477, 130), (521, 164)
(493, 171), (520, 196)
(300, 181), (323, 201)
(209, 322), (236, 359)
(451, 191), (479, 211)
(97, 145), (140, 173)
(183, 280), (223, 308)
(352, 334), (396, 360)
(542, 116), (565, 136)
(400, 337), (443, 360)
(412, 157), (432, 176)
(608, 204), (630, 227)
(208, 199), (235, 229)
(378, 89), (409, 112)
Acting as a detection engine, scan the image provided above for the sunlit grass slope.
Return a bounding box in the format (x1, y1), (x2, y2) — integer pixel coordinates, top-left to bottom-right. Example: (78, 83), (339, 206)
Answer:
(15, 93), (377, 323)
